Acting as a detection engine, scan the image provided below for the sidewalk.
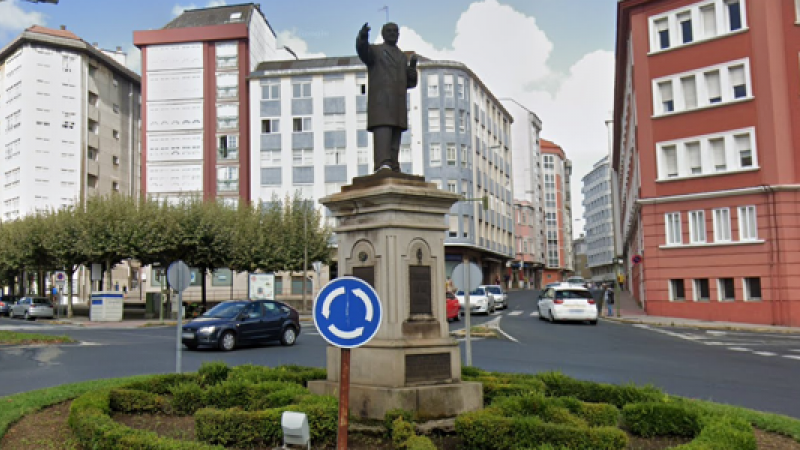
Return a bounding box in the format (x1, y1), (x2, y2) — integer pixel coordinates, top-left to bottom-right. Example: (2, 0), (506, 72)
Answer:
(602, 290), (800, 334)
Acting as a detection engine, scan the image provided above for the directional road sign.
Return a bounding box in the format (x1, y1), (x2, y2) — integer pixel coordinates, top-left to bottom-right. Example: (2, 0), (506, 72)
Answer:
(167, 261), (191, 293)
(313, 276), (382, 349)
(451, 262), (482, 292)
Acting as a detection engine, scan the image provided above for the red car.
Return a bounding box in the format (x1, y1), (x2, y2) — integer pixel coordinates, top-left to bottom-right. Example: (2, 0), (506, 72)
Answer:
(446, 291), (461, 321)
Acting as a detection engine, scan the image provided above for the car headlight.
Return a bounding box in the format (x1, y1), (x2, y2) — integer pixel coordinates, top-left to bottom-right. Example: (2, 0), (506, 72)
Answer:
(198, 326), (216, 335)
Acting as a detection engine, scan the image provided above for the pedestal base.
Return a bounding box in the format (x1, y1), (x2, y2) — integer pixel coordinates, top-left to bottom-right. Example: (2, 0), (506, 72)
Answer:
(308, 380), (483, 420)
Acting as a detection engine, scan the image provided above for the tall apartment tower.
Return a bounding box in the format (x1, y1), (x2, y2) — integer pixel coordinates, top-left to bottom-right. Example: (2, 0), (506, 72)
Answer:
(250, 56), (515, 284)
(540, 139), (573, 283)
(614, 0), (800, 325)
(0, 25), (141, 220)
(133, 3), (278, 206)
(581, 155), (614, 283)
(502, 99), (546, 288)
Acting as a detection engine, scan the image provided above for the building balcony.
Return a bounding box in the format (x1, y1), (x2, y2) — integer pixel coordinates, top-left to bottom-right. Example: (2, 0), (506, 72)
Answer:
(86, 160), (100, 176)
(217, 179), (239, 192)
(217, 147), (239, 161)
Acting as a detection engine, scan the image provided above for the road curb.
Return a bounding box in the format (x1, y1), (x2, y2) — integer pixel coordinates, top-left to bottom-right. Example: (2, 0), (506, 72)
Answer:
(603, 317), (800, 334)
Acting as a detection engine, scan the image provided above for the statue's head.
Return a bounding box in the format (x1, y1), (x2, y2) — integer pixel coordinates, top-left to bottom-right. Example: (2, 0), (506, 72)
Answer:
(382, 22), (399, 46)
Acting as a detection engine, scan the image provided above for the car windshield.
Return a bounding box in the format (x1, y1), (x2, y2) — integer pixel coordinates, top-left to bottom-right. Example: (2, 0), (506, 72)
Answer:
(202, 302), (245, 319)
(456, 288), (485, 296)
(555, 290), (593, 299)
(485, 287), (502, 294)
(32, 298), (50, 305)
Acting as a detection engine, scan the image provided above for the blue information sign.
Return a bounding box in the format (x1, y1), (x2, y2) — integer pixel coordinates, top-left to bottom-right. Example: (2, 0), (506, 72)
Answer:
(313, 276), (382, 349)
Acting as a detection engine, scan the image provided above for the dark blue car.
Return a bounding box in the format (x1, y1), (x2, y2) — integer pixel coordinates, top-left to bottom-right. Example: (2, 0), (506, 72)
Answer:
(181, 300), (300, 351)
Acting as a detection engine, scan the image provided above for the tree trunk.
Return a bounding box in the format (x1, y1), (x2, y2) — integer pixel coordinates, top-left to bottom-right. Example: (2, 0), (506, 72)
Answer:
(20, 270), (26, 296)
(230, 270), (234, 300)
(106, 259), (113, 291)
(201, 269), (207, 311)
(66, 267), (76, 318)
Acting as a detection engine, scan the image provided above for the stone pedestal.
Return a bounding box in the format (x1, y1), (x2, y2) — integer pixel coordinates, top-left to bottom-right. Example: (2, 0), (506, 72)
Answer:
(308, 172), (483, 419)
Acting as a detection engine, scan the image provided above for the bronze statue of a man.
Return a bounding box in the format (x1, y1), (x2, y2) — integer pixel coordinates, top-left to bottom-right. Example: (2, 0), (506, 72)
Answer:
(356, 22), (418, 172)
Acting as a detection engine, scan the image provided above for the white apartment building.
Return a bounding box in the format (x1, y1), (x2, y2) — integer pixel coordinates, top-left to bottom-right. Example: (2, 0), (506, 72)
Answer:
(502, 98), (546, 288)
(0, 25), (141, 220)
(582, 155), (615, 283)
(250, 56), (516, 283)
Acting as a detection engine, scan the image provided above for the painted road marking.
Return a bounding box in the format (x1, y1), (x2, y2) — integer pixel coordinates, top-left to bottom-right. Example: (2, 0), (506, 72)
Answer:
(728, 347), (751, 352)
(508, 311), (523, 316)
(752, 351), (777, 357)
(783, 355), (800, 361)
(530, 312), (539, 317)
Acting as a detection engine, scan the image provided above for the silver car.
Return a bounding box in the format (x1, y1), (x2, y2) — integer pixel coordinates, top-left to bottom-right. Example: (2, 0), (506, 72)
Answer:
(480, 284), (508, 310)
(10, 297), (54, 320)
(455, 287), (495, 315)
(0, 299), (12, 316)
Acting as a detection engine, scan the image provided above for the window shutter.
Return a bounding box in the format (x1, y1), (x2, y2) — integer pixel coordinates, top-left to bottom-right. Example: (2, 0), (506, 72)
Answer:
(659, 81), (673, 103)
(734, 134), (750, 152)
(701, 5), (717, 37)
(729, 65), (745, 86)
(686, 142), (701, 171)
(663, 145), (678, 177)
(681, 76), (697, 109)
(710, 138), (726, 169)
(217, 73), (237, 87)
(216, 43), (237, 57)
(705, 70), (721, 100)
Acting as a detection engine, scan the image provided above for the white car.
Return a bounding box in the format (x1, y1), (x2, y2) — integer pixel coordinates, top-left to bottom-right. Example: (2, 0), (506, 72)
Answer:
(537, 284), (598, 325)
(455, 287), (495, 315)
(480, 285), (507, 310)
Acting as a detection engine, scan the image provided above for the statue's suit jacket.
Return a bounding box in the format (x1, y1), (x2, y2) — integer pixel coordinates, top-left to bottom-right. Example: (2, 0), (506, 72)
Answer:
(356, 35), (417, 131)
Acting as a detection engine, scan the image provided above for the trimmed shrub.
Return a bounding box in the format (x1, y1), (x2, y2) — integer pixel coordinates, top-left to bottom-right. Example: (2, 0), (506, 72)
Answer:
(109, 388), (170, 414)
(674, 416), (756, 450)
(204, 379), (252, 409)
(392, 417), (415, 448)
(248, 381), (310, 411)
(623, 402), (703, 438)
(170, 382), (207, 415)
(492, 393), (587, 427)
(123, 373), (198, 395)
(575, 401), (620, 427)
(385, 408), (416, 435)
(406, 434), (438, 450)
(197, 361), (230, 386)
(195, 407), (283, 447)
(536, 372), (663, 408)
(455, 409), (515, 449)
(228, 364), (326, 386)
(297, 395), (339, 446)
(461, 366), (488, 378)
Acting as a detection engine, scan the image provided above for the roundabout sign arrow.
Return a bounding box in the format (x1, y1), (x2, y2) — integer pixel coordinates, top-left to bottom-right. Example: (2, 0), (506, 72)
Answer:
(313, 276), (382, 349)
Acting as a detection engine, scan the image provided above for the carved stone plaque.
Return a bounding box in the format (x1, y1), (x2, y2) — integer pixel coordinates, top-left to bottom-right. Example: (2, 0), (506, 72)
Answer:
(405, 353), (451, 384)
(352, 266), (375, 288)
(409, 265), (432, 315)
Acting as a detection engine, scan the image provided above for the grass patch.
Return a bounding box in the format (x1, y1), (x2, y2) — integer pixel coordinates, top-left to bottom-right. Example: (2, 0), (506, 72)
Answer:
(138, 322), (177, 328)
(0, 331), (75, 346)
(672, 397), (800, 442)
(0, 375), (151, 438)
(451, 326), (498, 338)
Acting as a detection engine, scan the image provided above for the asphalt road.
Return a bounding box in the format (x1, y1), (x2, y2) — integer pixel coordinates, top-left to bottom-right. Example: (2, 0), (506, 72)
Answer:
(1, 290), (798, 419)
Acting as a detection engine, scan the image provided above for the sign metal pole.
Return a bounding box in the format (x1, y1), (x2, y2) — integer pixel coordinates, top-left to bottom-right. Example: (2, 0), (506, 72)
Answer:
(464, 260), (472, 367)
(337, 347), (351, 450)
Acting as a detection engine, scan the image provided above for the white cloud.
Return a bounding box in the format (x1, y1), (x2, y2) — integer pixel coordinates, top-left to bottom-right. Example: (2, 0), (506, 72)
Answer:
(124, 44), (141, 74)
(395, 0), (614, 228)
(172, 0), (227, 17)
(276, 29), (326, 59)
(0, 0), (46, 32)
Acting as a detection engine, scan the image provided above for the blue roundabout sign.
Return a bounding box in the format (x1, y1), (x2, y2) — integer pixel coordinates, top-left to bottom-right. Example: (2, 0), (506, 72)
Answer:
(313, 276), (382, 349)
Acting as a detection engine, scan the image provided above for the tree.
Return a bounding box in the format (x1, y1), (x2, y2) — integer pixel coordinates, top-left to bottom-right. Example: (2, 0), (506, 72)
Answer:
(78, 195), (138, 290)
(41, 206), (88, 317)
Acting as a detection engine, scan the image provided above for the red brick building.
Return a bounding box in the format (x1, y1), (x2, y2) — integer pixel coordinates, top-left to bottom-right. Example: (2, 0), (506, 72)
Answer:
(614, 0), (800, 325)
(540, 139), (574, 284)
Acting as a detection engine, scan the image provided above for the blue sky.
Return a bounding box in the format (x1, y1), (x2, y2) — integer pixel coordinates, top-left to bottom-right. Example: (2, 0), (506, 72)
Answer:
(0, 0), (618, 233)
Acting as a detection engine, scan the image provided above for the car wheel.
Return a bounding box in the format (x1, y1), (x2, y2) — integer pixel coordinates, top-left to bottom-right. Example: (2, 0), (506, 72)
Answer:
(218, 331), (236, 351)
(549, 310), (556, 323)
(184, 344), (198, 351)
(455, 310), (462, 322)
(280, 327), (297, 346)
(537, 306), (545, 321)
(589, 320), (598, 325)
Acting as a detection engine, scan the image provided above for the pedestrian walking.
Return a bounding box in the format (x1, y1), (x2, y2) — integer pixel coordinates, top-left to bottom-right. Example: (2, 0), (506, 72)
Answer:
(604, 284), (615, 316)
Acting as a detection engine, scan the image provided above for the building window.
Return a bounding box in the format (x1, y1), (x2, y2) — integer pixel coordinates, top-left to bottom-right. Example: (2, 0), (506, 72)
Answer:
(217, 167), (238, 192)
(357, 148), (368, 164)
(325, 147), (345, 165)
(725, 0), (743, 31)
(218, 135), (238, 160)
(323, 114), (346, 131)
(458, 110), (466, 132)
(427, 74), (439, 97)
(262, 149), (280, 167)
(655, 17), (670, 49)
(112, 103), (120, 114)
(457, 77), (465, 99)
(88, 92), (99, 107)
(292, 81), (311, 98)
(216, 42), (238, 68)
(735, 134), (753, 167)
(429, 143), (441, 166)
(718, 278), (735, 301)
(293, 148), (313, 166)
(670, 279), (686, 301)
(356, 112), (367, 130)
(729, 65), (747, 98)
(217, 72), (238, 98)
(710, 138), (726, 171)
(399, 144), (411, 163)
(705, 69), (722, 103)
(112, 156), (120, 166)
(428, 109), (440, 132)
(113, 130), (120, 140)
(446, 180), (457, 193)
(693, 279), (710, 301)
(681, 76), (697, 109)
(738, 205), (757, 241)
(658, 81), (674, 113)
(292, 117), (312, 133)
(445, 109), (455, 132)
(665, 212), (682, 245)
(686, 141), (701, 174)
(701, 4), (717, 38)
(87, 147), (98, 161)
(443, 74), (454, 97)
(461, 144), (468, 168)
(689, 210), (706, 243)
(743, 277), (761, 301)
(112, 181), (120, 192)
(712, 208), (731, 242)
(446, 144), (456, 166)
(323, 78), (345, 97)
(261, 118), (279, 134)
(217, 104), (239, 129)
(261, 80), (280, 100)
(356, 75), (367, 95)
(678, 11), (693, 44)
(661, 145), (678, 178)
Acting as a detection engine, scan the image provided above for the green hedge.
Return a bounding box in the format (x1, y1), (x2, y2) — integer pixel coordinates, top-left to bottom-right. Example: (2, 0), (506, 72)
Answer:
(109, 388), (171, 414)
(194, 395), (338, 448)
(675, 416), (757, 450)
(123, 373), (198, 395)
(462, 370), (547, 405)
(197, 362), (230, 386)
(622, 402), (703, 437)
(68, 388), (221, 450)
(535, 372), (664, 408)
(455, 408), (627, 450)
(491, 392), (619, 428)
(170, 382), (207, 415)
(227, 363), (326, 386)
